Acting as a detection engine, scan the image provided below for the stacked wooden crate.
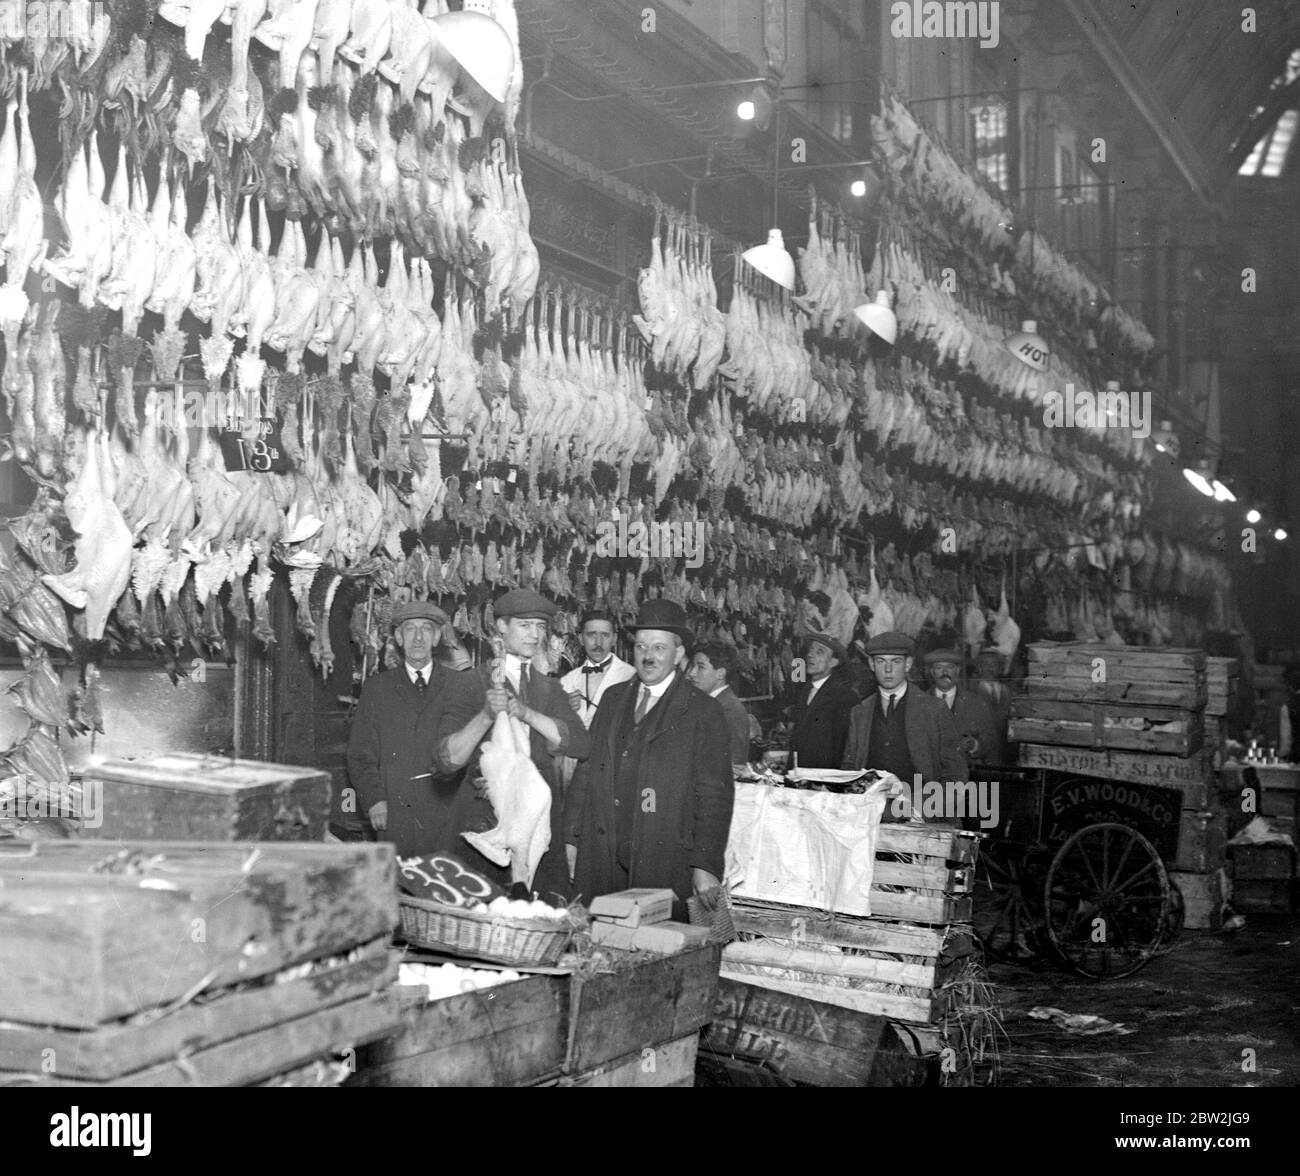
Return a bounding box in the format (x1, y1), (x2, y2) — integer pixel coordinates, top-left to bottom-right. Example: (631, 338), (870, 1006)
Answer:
(1204, 657), (1238, 765)
(1228, 841), (1296, 915)
(1014, 643), (1228, 928)
(706, 824), (989, 1085)
(0, 842), (402, 1086)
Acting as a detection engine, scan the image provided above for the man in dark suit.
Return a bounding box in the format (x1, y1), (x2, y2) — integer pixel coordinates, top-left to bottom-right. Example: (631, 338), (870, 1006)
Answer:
(687, 641), (755, 766)
(788, 633), (859, 769)
(842, 633), (968, 811)
(346, 601), (486, 859)
(441, 589), (590, 900)
(565, 599), (734, 921)
(924, 648), (1006, 766)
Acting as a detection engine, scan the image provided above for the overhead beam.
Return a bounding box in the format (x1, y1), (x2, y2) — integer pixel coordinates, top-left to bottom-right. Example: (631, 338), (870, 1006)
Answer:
(1063, 0), (1220, 213)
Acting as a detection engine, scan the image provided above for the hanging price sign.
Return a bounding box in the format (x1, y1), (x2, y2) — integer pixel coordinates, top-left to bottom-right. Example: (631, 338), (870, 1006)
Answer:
(219, 418), (291, 473)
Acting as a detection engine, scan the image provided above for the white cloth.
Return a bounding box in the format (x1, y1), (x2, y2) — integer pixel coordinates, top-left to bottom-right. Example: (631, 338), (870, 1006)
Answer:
(559, 653), (636, 729)
(725, 780), (891, 917)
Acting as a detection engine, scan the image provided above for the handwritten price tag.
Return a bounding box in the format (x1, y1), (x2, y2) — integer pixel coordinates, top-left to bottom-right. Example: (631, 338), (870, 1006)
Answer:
(219, 418), (290, 473)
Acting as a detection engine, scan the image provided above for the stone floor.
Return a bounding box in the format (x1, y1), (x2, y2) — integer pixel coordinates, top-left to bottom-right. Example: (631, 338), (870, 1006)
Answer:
(989, 915), (1300, 1086)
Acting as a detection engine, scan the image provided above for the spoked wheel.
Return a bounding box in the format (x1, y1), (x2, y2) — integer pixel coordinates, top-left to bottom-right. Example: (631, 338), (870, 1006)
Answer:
(972, 840), (1049, 965)
(1043, 822), (1174, 979)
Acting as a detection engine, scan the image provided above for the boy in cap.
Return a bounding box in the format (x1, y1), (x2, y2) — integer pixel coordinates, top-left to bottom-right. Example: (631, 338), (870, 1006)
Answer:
(347, 601), (487, 858)
(565, 599), (734, 921)
(440, 589), (590, 899)
(842, 632), (968, 806)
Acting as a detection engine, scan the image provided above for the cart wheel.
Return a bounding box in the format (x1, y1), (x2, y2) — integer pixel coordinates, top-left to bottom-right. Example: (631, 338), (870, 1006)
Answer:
(972, 840), (1048, 965)
(1043, 822), (1174, 980)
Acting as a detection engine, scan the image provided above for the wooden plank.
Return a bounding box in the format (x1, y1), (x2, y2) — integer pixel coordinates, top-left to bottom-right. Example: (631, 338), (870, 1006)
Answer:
(1023, 678), (1206, 708)
(875, 823), (980, 864)
(871, 860), (973, 892)
(1025, 662), (1205, 685)
(1027, 643), (1204, 672)
(558, 1033), (698, 1087)
(0, 992), (402, 1087)
(730, 904), (958, 958)
(702, 979), (924, 1087)
(0, 841), (397, 1028)
(347, 974), (568, 1088)
(565, 946), (721, 1074)
(722, 940), (940, 989)
(1020, 742), (1211, 786)
(719, 966), (941, 1023)
(866, 891), (971, 924)
(1012, 697), (1201, 724)
(0, 940), (396, 1081)
(1009, 716), (1201, 755)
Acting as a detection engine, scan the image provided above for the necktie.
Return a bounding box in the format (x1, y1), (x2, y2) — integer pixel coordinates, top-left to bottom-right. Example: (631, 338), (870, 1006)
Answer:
(634, 686), (650, 724)
(415, 670), (427, 698)
(582, 660), (611, 675)
(886, 693), (897, 718)
(519, 663), (531, 705)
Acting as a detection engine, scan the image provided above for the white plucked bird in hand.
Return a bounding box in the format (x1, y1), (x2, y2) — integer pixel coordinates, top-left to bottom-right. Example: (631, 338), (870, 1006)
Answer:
(463, 647), (552, 889)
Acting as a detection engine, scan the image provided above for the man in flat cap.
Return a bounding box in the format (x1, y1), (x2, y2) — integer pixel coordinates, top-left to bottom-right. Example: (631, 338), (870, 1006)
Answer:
(565, 599), (734, 921)
(440, 589), (590, 899)
(843, 632), (968, 808)
(788, 632), (860, 769)
(347, 601), (486, 858)
(924, 648), (1005, 765)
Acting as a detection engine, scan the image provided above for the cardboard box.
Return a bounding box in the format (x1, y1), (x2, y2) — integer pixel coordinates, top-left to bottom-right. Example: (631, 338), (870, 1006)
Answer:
(589, 921), (639, 950)
(589, 888), (675, 927)
(630, 921), (711, 954)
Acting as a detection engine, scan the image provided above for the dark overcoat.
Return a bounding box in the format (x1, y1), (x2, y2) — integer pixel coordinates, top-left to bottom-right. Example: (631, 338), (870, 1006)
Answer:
(789, 676), (859, 769)
(940, 686), (1006, 766)
(841, 689), (969, 784)
(346, 663), (486, 859)
(565, 672), (734, 921)
(467, 665), (590, 901)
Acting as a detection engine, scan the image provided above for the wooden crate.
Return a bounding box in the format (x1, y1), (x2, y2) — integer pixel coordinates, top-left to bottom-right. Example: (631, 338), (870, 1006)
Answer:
(347, 974), (567, 1088)
(80, 753), (331, 841)
(1010, 697), (1203, 755)
(1230, 880), (1293, 914)
(873, 822), (978, 921)
(555, 1032), (699, 1087)
(0, 939), (396, 1082)
(565, 945), (721, 1075)
(1175, 809), (1227, 874)
(1025, 643), (1206, 708)
(0, 991), (402, 1087)
(1020, 742), (1212, 789)
(701, 978), (926, 1087)
(1229, 843), (1296, 880)
(1205, 658), (1238, 718)
(0, 841), (396, 1027)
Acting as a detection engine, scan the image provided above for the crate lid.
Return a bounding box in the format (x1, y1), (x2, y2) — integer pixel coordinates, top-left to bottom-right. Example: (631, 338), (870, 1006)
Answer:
(86, 753), (328, 794)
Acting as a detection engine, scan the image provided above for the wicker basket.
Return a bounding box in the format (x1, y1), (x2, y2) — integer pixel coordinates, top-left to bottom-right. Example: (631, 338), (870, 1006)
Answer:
(398, 895), (577, 967)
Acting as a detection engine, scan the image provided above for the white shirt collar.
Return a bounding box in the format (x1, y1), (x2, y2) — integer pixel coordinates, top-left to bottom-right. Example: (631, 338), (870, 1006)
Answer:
(807, 674), (830, 699)
(504, 653), (529, 688)
(586, 656), (613, 671)
(406, 662), (431, 685)
(878, 683), (909, 706)
(936, 686), (956, 705)
(709, 684), (729, 699)
(639, 671), (677, 701)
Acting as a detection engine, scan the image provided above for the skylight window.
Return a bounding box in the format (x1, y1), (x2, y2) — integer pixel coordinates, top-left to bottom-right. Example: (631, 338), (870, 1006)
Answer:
(1238, 108), (1298, 176)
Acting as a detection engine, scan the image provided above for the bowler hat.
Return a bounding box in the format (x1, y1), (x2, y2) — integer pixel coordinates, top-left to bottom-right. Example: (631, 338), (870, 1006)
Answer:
(865, 631), (916, 657)
(627, 598), (693, 644)
(392, 600), (450, 629)
(923, 647), (963, 666)
(806, 631), (848, 663)
(493, 588), (557, 620)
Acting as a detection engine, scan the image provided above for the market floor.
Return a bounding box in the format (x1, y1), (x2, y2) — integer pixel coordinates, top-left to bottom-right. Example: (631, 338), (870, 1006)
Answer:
(988, 916), (1300, 1087)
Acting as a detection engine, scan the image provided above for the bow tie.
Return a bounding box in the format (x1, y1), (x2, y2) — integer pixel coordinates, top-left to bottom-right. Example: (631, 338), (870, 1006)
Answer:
(582, 661), (611, 674)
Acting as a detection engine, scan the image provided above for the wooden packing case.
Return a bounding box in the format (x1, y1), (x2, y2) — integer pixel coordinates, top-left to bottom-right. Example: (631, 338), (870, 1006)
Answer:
(0, 840), (396, 1028)
(79, 753), (331, 841)
(1024, 643), (1207, 708)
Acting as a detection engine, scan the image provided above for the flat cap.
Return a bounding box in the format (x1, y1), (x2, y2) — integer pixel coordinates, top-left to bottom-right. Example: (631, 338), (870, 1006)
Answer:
(865, 631), (916, 657)
(806, 631), (848, 663)
(392, 600), (450, 628)
(493, 588), (557, 620)
(923, 647), (963, 666)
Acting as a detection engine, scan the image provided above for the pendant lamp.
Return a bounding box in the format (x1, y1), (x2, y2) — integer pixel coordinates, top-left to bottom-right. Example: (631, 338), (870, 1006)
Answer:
(1005, 320), (1050, 371)
(854, 290), (897, 344)
(430, 10), (516, 135)
(1182, 460), (1215, 497)
(741, 229), (796, 290)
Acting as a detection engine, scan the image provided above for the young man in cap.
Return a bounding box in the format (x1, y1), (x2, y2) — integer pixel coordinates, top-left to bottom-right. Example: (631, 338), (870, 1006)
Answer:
(687, 641), (755, 767)
(440, 588), (590, 899)
(788, 632), (859, 769)
(565, 599), (734, 921)
(842, 632), (968, 808)
(346, 601), (487, 858)
(924, 649), (1005, 765)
